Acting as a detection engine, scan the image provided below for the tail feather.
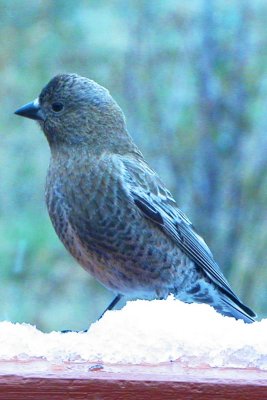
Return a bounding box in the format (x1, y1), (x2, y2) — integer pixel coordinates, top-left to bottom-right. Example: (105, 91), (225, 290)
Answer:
(187, 280), (256, 323)
(218, 296), (256, 324)
(219, 286), (256, 319)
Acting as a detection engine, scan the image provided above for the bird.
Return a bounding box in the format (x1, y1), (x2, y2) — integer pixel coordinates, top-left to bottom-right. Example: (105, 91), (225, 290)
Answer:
(15, 73), (256, 323)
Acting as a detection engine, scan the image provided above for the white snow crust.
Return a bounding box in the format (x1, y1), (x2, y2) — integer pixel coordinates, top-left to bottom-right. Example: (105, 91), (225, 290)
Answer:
(0, 297), (266, 369)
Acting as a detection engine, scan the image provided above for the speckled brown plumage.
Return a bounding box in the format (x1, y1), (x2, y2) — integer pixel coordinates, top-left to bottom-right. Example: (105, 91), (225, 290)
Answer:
(15, 73), (256, 323)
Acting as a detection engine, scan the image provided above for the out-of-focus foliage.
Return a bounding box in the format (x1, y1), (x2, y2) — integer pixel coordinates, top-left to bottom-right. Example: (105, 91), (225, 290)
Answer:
(0, 0), (266, 331)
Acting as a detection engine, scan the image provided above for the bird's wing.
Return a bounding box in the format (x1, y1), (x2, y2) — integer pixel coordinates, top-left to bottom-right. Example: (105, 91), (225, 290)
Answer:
(120, 154), (255, 317)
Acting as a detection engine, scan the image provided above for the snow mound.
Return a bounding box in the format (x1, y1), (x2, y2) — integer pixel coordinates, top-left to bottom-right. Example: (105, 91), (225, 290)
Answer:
(0, 297), (266, 369)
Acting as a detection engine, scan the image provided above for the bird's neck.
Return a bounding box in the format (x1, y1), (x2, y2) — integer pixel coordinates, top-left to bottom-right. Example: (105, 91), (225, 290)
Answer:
(49, 139), (141, 181)
(49, 125), (141, 160)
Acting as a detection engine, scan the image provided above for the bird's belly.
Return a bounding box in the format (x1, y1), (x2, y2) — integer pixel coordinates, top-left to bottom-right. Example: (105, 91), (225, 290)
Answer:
(61, 215), (198, 300)
(46, 181), (198, 300)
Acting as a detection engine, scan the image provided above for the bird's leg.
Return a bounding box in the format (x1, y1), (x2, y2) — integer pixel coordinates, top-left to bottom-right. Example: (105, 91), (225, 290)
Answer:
(98, 294), (122, 320)
(61, 294), (122, 333)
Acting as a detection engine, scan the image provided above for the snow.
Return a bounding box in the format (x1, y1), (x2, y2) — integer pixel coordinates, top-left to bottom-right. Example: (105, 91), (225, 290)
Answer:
(0, 297), (266, 369)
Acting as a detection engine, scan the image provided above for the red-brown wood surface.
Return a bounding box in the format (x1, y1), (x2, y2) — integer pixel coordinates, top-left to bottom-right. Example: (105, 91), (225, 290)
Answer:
(0, 360), (266, 400)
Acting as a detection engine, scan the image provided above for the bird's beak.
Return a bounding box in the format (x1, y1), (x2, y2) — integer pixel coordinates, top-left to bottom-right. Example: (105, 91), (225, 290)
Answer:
(14, 98), (45, 121)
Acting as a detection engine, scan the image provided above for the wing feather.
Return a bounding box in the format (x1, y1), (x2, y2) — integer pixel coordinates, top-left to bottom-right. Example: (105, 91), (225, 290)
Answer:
(120, 154), (255, 318)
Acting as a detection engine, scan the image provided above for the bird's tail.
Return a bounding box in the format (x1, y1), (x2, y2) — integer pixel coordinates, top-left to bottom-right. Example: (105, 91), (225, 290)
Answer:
(214, 291), (256, 324)
(187, 281), (256, 323)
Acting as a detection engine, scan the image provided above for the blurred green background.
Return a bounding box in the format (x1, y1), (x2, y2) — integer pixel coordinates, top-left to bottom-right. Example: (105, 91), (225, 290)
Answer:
(0, 0), (266, 332)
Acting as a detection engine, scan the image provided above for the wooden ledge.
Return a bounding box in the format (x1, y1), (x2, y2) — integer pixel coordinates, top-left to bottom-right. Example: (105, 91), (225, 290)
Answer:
(0, 359), (266, 399)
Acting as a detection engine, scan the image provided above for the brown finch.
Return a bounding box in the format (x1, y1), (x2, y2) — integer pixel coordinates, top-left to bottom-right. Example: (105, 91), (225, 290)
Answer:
(15, 73), (256, 323)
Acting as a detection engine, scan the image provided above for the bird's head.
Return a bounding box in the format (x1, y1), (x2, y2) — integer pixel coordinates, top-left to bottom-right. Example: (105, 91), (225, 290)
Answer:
(15, 73), (128, 151)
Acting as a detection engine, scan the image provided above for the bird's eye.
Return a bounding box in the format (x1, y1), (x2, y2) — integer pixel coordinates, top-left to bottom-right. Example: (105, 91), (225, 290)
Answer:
(51, 102), (64, 112)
